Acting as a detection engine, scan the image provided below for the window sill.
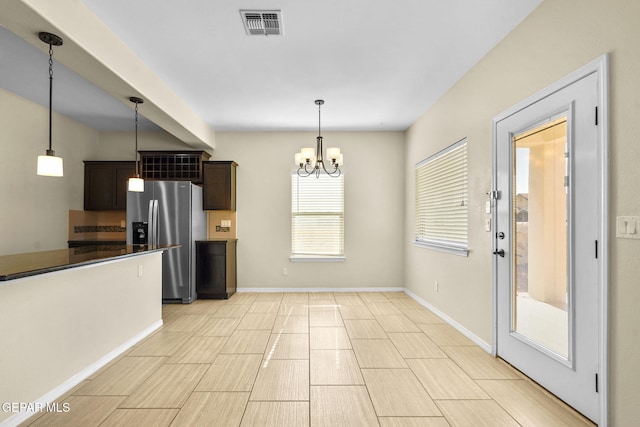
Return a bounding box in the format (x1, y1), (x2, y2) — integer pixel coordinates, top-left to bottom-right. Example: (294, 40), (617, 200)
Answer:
(414, 240), (469, 257)
(289, 255), (346, 263)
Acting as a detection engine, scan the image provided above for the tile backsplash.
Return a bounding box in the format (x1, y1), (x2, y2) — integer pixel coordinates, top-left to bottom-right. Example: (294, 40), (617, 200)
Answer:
(74, 225), (126, 233)
(207, 210), (237, 239)
(69, 210), (127, 241)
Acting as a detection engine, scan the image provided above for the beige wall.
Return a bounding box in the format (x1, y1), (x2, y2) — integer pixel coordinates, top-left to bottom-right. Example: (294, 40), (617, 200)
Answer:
(78, 129), (406, 288)
(94, 130), (199, 160)
(213, 131), (405, 289)
(404, 0), (640, 424)
(0, 88), (100, 255)
(0, 92), (406, 290)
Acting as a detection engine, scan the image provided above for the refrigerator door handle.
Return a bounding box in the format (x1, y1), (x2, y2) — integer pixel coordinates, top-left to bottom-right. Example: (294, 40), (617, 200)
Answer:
(147, 199), (155, 246)
(152, 199), (159, 245)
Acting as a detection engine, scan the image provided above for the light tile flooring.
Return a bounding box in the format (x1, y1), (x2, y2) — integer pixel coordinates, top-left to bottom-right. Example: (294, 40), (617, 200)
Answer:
(23, 292), (595, 426)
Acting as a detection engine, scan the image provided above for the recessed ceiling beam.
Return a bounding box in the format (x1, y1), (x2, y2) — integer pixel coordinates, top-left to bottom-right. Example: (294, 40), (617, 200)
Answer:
(0, 0), (215, 149)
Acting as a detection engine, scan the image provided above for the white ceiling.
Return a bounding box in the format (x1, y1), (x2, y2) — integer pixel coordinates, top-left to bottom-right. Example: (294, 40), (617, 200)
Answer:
(1, 0), (542, 133)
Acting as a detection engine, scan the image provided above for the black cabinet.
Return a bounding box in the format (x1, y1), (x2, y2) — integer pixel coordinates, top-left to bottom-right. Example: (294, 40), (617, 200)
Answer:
(84, 161), (136, 211)
(196, 240), (237, 299)
(202, 161), (237, 210)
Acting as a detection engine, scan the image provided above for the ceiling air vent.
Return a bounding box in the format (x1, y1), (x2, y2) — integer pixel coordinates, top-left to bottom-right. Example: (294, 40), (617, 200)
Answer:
(240, 10), (283, 36)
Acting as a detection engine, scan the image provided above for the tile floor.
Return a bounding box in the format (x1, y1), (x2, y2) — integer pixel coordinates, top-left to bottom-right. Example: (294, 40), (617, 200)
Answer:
(23, 292), (595, 426)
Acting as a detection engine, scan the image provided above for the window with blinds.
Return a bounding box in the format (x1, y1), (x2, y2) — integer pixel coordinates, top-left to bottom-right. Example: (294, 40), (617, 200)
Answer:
(291, 172), (344, 257)
(415, 138), (469, 256)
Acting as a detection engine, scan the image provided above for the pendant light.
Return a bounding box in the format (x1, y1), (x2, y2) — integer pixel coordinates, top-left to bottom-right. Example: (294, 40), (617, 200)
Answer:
(295, 100), (342, 178)
(127, 97), (145, 192)
(36, 32), (64, 177)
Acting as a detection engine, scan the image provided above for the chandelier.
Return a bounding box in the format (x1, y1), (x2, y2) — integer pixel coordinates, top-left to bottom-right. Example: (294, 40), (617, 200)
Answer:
(294, 100), (343, 178)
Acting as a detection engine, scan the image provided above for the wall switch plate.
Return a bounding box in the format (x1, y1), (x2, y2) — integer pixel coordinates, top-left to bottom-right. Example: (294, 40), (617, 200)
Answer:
(485, 218), (491, 232)
(137, 265), (143, 277)
(485, 200), (491, 214)
(616, 216), (640, 239)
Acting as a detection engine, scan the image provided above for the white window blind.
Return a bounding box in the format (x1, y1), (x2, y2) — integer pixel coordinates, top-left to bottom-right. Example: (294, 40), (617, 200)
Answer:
(415, 138), (468, 255)
(291, 173), (344, 257)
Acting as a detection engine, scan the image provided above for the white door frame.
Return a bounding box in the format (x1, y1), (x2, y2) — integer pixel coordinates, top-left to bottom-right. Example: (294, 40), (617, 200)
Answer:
(491, 54), (609, 425)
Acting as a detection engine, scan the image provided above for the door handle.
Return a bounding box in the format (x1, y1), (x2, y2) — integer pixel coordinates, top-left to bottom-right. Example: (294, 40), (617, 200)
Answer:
(493, 249), (505, 257)
(147, 200), (154, 246)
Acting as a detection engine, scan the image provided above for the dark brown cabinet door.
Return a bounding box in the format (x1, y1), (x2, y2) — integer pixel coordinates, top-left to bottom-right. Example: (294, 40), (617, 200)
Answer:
(84, 161), (136, 211)
(202, 161), (237, 210)
(114, 164), (135, 210)
(196, 240), (237, 299)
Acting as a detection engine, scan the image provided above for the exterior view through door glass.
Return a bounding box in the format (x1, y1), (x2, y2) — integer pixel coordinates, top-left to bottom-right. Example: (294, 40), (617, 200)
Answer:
(513, 118), (570, 361)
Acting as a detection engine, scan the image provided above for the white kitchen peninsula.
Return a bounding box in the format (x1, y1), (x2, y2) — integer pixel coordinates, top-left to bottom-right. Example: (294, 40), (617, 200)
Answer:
(0, 245), (174, 426)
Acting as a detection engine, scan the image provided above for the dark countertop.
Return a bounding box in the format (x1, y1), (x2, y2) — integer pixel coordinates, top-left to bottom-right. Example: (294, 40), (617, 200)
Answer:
(0, 244), (179, 282)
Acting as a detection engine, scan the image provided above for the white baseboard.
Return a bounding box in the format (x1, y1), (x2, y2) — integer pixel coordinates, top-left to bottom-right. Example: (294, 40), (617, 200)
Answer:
(1, 320), (163, 427)
(237, 287), (405, 293)
(403, 289), (491, 353)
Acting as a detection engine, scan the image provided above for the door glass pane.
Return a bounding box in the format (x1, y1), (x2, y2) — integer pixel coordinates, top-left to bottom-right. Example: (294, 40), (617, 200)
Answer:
(512, 117), (569, 359)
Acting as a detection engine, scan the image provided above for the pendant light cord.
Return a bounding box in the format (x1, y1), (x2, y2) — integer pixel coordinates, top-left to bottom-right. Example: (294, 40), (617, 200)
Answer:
(134, 102), (139, 178)
(48, 44), (53, 153)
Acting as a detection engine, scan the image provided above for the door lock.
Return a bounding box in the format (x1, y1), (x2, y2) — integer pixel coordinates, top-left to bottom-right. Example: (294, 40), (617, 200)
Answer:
(497, 232), (505, 239)
(493, 249), (505, 257)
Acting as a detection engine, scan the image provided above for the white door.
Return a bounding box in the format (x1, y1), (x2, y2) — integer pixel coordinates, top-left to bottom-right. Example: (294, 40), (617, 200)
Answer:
(493, 59), (606, 424)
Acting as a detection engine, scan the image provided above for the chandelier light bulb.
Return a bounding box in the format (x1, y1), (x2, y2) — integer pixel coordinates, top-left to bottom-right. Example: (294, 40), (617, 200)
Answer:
(301, 147), (315, 160)
(327, 147), (341, 160)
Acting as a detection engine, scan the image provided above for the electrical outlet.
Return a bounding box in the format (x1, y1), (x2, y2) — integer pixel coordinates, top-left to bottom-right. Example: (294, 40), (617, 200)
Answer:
(137, 265), (143, 277)
(282, 267), (288, 276)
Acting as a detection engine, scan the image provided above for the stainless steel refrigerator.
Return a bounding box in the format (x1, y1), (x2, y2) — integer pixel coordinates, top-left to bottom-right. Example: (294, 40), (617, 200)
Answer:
(126, 181), (206, 303)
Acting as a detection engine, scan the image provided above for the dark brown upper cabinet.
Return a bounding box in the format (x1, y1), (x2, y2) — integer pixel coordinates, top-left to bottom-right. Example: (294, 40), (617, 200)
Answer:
(84, 161), (136, 211)
(202, 161), (237, 210)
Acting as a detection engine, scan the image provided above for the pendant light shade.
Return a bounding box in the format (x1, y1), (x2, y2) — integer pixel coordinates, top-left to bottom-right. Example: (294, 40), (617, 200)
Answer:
(128, 177), (144, 192)
(128, 96), (145, 192)
(37, 32), (64, 177)
(37, 151), (63, 177)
